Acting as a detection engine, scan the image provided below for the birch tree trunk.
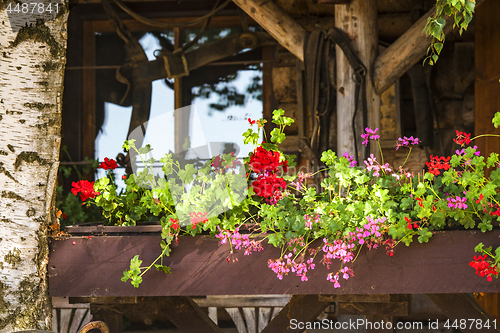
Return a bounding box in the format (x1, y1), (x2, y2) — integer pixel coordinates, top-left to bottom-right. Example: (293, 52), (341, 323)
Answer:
(0, 3), (68, 332)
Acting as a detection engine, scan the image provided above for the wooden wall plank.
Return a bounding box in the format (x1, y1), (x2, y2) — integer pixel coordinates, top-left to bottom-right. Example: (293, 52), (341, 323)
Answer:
(258, 307), (272, 332)
(59, 309), (72, 333)
(242, 307), (257, 333)
(226, 308), (248, 333)
(52, 309), (58, 333)
(69, 309), (89, 333)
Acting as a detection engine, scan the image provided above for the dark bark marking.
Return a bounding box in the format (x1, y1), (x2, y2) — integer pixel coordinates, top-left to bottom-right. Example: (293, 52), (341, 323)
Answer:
(14, 151), (49, 170)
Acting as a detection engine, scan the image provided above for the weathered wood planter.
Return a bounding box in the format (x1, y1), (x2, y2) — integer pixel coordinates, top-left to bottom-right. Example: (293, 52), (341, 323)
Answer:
(49, 226), (500, 297)
(47, 226), (500, 333)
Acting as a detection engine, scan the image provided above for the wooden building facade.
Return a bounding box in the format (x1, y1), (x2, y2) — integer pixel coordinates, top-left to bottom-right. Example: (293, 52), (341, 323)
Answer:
(50, 0), (500, 332)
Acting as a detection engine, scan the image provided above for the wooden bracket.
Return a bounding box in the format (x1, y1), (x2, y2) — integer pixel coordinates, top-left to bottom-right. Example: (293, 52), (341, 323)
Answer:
(159, 296), (223, 333)
(260, 295), (328, 333)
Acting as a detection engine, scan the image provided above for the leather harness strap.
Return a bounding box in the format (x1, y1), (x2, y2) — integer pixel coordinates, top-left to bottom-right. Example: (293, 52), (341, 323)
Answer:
(304, 27), (367, 164)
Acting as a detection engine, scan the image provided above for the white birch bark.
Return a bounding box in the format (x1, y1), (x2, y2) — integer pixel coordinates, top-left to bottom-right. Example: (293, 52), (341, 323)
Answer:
(0, 2), (68, 331)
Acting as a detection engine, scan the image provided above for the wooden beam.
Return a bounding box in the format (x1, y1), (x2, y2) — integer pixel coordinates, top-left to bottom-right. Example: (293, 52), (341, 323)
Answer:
(159, 297), (223, 333)
(336, 0), (380, 162)
(337, 302), (408, 316)
(320, 294), (390, 303)
(193, 295), (291, 307)
(427, 294), (500, 333)
(374, 0), (485, 94)
(232, 0), (307, 61)
(260, 295), (328, 333)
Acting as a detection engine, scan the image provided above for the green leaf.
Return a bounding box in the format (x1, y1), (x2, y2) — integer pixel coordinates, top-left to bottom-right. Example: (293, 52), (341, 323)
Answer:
(417, 228), (433, 243)
(130, 255), (142, 271)
(474, 242), (484, 253)
(121, 270), (131, 282)
(320, 150), (337, 166)
(178, 164), (196, 183)
(493, 112), (500, 128)
(434, 42), (443, 55)
(122, 139), (136, 151)
(272, 108), (285, 120)
(131, 275), (143, 288)
(430, 210), (446, 228)
(270, 128), (286, 144)
(487, 153), (499, 168)
(138, 144), (153, 154)
(482, 182), (497, 198)
(479, 220), (493, 232)
(154, 264), (172, 274)
(461, 215), (475, 229)
(495, 247), (500, 261)
(424, 172), (434, 181)
(243, 128), (260, 145)
(268, 233), (283, 247)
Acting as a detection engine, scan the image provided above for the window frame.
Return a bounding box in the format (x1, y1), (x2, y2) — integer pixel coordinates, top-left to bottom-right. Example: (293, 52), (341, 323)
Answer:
(78, 16), (274, 168)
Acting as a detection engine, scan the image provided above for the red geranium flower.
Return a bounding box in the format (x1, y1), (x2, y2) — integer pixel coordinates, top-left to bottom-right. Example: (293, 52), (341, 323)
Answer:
(251, 174), (286, 199)
(425, 155), (450, 176)
(212, 152), (241, 174)
(416, 198), (424, 208)
(249, 146), (285, 174)
(404, 216), (413, 230)
(476, 194), (484, 204)
(99, 157), (118, 170)
(190, 212), (208, 229)
(454, 130), (471, 146)
(71, 180), (99, 201)
(470, 255), (499, 281)
(170, 218), (180, 231)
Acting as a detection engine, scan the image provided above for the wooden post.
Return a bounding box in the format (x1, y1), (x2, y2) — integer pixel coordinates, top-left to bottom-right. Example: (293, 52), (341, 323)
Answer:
(232, 0), (307, 62)
(174, 27), (190, 154)
(336, 0), (380, 162)
(475, 0), (500, 172)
